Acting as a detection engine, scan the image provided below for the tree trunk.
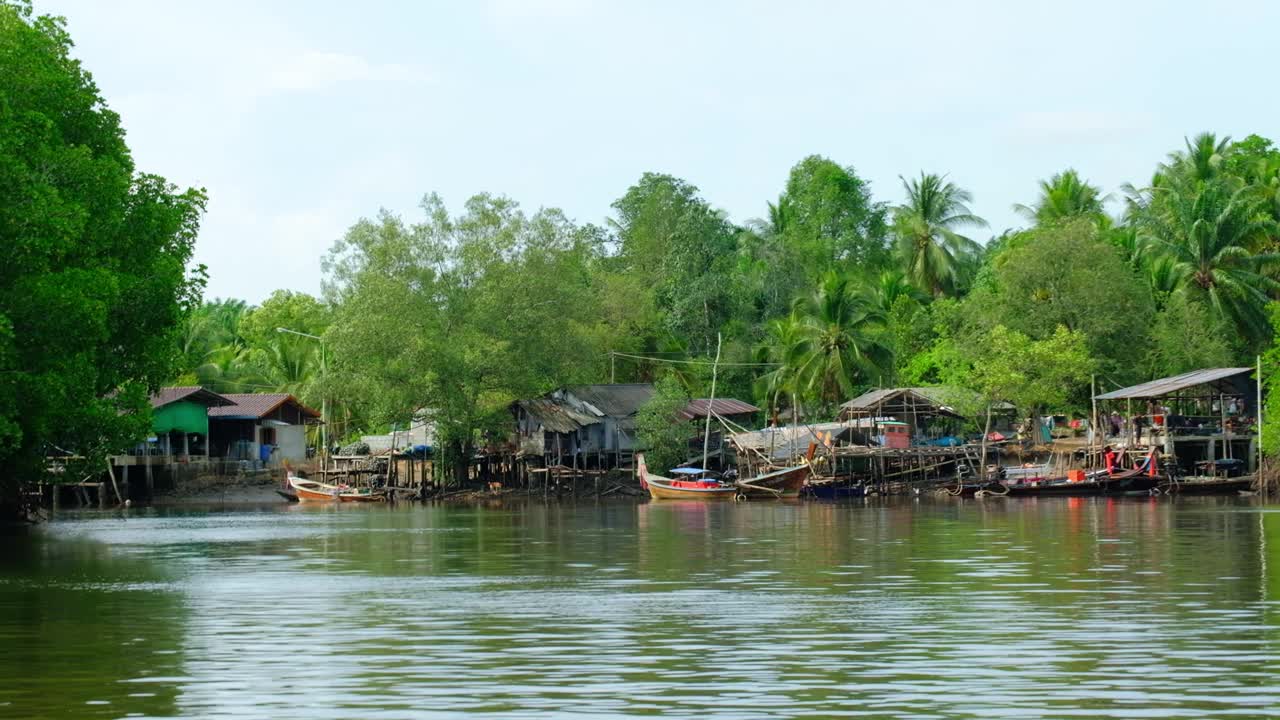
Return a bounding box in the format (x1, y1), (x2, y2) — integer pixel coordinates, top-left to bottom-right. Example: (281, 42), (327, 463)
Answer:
(450, 438), (470, 488)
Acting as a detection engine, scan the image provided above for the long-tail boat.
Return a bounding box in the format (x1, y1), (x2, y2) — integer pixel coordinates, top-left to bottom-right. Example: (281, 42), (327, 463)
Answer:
(995, 447), (1162, 497)
(733, 462), (811, 499)
(287, 474), (386, 503)
(638, 454), (739, 500)
(1159, 475), (1255, 495)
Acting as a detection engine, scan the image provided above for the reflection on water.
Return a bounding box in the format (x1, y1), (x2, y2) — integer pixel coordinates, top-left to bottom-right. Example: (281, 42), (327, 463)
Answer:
(1, 497), (1279, 718)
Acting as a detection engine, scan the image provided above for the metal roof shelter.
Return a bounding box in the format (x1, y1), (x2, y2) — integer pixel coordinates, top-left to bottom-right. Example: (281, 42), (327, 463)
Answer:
(563, 384), (655, 417)
(840, 387), (971, 421)
(1094, 368), (1254, 400)
(679, 398), (760, 420)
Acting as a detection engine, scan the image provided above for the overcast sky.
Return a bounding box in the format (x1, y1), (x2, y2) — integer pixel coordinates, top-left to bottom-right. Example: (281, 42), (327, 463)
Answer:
(39, 0), (1280, 304)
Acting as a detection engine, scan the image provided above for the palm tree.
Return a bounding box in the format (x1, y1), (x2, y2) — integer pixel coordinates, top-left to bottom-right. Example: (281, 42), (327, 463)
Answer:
(1139, 179), (1280, 342)
(892, 173), (987, 298)
(1159, 132), (1232, 185)
(789, 272), (890, 409)
(753, 314), (805, 424)
(1014, 169), (1109, 226)
(872, 269), (928, 315)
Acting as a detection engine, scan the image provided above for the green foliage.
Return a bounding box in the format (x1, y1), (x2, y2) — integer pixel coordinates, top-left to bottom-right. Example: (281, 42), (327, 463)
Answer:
(635, 375), (692, 472)
(1014, 169), (1108, 227)
(779, 155), (890, 270)
(1135, 178), (1279, 346)
(963, 219), (1154, 384)
(1261, 304), (1280, 455)
(610, 173), (740, 355)
(1146, 292), (1237, 377)
(324, 194), (605, 481)
(964, 325), (1094, 417)
(892, 172), (986, 297)
(0, 2), (204, 510)
(787, 272), (890, 414)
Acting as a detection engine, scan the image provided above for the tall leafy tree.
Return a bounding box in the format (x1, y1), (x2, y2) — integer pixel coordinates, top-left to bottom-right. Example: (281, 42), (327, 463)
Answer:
(610, 173), (740, 355)
(325, 194), (604, 484)
(1137, 179), (1280, 345)
(962, 220), (1153, 385)
(789, 272), (890, 412)
(779, 155), (889, 269)
(1014, 169), (1108, 226)
(0, 1), (205, 517)
(892, 172), (987, 297)
(1159, 132), (1233, 186)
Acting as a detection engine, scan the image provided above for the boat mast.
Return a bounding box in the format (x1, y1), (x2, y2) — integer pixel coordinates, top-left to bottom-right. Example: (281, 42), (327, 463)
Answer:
(702, 333), (722, 471)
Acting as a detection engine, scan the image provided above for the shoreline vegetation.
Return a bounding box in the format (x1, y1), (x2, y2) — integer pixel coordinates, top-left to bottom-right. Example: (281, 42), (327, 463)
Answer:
(6, 1), (1280, 520)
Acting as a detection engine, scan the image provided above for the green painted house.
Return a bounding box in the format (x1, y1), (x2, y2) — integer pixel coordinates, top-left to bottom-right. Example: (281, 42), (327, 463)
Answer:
(148, 386), (234, 457)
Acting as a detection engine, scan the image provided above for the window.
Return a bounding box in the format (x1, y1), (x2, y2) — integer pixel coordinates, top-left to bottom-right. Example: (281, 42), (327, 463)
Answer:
(260, 427), (276, 446)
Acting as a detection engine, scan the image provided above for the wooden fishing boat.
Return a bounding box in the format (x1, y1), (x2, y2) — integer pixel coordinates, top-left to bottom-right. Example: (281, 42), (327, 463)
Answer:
(1160, 475), (1255, 495)
(638, 454), (738, 501)
(999, 468), (1158, 497)
(734, 463), (810, 498)
(287, 474), (386, 503)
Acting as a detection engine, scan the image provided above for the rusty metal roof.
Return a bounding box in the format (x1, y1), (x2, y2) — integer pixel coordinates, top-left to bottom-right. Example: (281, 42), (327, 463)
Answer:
(150, 386), (233, 409)
(1094, 368), (1254, 400)
(680, 398), (760, 419)
(517, 397), (601, 434)
(207, 393), (321, 420)
(565, 384), (654, 417)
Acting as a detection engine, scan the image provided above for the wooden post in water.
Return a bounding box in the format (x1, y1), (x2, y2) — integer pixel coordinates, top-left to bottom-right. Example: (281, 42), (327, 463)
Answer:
(1258, 354), (1266, 491)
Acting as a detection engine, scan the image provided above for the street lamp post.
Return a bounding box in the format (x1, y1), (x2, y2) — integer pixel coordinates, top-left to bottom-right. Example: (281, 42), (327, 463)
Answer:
(277, 327), (327, 470)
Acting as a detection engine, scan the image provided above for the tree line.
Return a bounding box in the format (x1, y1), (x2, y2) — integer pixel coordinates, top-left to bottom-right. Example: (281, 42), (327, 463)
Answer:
(176, 134), (1280, 475)
(6, 0), (1280, 514)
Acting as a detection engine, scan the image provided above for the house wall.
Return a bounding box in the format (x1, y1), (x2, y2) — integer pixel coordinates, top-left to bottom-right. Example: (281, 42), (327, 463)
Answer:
(153, 401), (209, 435)
(272, 424), (307, 464)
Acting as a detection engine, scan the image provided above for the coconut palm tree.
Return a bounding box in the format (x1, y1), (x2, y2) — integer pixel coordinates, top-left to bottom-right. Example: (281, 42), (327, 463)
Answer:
(1159, 132), (1232, 186)
(753, 314), (805, 424)
(892, 173), (987, 298)
(1014, 169), (1109, 226)
(789, 272), (890, 410)
(1139, 179), (1280, 342)
(872, 269), (928, 315)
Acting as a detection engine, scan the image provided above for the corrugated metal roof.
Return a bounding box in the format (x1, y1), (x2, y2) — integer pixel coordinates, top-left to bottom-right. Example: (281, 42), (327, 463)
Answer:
(841, 387), (972, 416)
(565, 384), (654, 417)
(1095, 368), (1254, 400)
(150, 386), (233, 409)
(680, 398), (760, 419)
(730, 422), (856, 461)
(207, 393), (321, 420)
(517, 398), (601, 434)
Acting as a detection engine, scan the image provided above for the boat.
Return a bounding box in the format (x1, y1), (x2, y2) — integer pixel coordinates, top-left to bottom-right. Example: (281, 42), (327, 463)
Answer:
(1160, 475), (1255, 495)
(287, 474), (386, 503)
(638, 454), (739, 500)
(995, 448), (1163, 497)
(734, 462), (811, 498)
(998, 468), (1158, 497)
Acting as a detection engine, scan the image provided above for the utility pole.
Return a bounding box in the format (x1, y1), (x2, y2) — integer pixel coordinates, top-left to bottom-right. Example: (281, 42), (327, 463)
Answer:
(701, 333), (722, 470)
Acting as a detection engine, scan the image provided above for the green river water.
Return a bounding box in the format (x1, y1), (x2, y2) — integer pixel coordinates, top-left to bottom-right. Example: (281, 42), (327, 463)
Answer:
(2, 497), (1279, 718)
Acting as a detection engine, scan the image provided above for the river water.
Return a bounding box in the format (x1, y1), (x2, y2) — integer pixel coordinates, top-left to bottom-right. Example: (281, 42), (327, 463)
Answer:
(2, 497), (1279, 719)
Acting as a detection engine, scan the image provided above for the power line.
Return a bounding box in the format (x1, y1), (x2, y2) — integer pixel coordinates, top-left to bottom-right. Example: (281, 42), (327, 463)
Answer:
(608, 351), (779, 368)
